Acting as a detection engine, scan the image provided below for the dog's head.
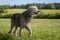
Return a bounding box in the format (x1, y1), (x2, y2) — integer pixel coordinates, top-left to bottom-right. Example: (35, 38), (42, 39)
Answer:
(28, 6), (39, 15)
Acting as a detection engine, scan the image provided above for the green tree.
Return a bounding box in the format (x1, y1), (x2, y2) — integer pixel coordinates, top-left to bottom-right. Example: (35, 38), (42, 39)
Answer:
(0, 8), (5, 13)
(45, 4), (56, 9)
(49, 4), (56, 9)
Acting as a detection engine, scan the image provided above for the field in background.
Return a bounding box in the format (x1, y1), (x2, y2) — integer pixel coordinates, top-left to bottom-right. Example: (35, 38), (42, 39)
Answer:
(41, 9), (60, 14)
(5, 9), (26, 14)
(0, 9), (60, 18)
(0, 19), (60, 40)
(5, 9), (60, 14)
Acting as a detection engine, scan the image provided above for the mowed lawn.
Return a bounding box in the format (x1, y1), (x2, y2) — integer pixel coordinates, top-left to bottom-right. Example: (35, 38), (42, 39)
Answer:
(0, 19), (60, 40)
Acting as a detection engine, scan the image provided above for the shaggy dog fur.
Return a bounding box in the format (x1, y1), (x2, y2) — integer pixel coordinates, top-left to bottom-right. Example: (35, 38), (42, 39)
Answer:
(8, 6), (39, 37)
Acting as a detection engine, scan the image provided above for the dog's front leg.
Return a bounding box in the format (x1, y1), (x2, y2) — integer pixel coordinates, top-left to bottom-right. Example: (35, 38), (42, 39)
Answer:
(25, 23), (32, 37)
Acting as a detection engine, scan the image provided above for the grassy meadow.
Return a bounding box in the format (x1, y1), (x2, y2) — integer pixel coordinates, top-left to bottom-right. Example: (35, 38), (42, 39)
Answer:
(0, 9), (60, 40)
(0, 9), (60, 18)
(0, 19), (60, 40)
(2, 9), (60, 15)
(5, 9), (26, 14)
(40, 9), (60, 15)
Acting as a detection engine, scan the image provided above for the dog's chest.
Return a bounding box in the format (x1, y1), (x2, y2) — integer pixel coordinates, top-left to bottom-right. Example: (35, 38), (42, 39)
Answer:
(25, 17), (32, 23)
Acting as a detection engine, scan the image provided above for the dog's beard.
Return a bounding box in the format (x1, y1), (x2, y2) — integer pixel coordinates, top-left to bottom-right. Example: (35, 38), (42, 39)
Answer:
(33, 13), (37, 16)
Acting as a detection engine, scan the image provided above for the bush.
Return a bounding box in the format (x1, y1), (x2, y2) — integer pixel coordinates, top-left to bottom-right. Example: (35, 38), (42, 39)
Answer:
(0, 14), (12, 18)
(34, 13), (60, 19)
(0, 13), (60, 19)
(0, 8), (5, 13)
(54, 13), (60, 18)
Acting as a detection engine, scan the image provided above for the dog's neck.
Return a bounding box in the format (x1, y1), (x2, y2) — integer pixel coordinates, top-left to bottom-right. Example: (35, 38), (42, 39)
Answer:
(21, 10), (33, 23)
(22, 10), (33, 19)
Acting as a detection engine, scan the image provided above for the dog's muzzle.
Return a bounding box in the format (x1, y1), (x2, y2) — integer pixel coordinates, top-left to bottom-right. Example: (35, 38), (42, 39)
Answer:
(35, 10), (39, 14)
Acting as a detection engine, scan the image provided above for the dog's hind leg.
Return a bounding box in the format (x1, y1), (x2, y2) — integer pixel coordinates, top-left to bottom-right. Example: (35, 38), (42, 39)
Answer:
(13, 26), (17, 34)
(8, 25), (14, 34)
(13, 26), (18, 36)
(8, 21), (14, 34)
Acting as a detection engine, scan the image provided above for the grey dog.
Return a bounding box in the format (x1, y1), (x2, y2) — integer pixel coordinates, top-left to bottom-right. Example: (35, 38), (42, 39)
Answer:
(8, 6), (39, 37)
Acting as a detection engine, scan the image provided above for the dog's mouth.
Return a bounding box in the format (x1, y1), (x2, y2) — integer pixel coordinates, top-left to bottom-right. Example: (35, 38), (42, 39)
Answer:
(35, 12), (38, 14)
(35, 11), (39, 14)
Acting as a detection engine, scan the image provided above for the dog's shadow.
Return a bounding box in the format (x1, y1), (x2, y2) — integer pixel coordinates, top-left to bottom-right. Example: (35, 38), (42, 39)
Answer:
(0, 33), (15, 40)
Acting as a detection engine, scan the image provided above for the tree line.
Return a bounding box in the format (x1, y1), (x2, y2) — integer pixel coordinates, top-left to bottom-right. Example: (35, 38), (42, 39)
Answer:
(0, 3), (60, 19)
(0, 3), (60, 9)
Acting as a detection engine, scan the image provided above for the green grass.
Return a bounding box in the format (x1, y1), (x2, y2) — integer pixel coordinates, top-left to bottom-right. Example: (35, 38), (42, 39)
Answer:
(4, 9), (60, 14)
(5, 9), (26, 14)
(0, 19), (60, 40)
(41, 9), (60, 14)
(0, 9), (60, 18)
